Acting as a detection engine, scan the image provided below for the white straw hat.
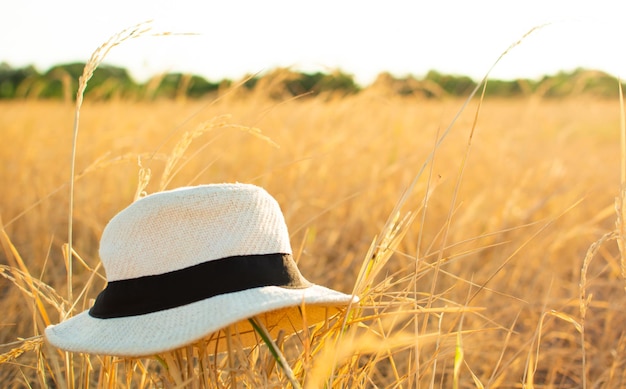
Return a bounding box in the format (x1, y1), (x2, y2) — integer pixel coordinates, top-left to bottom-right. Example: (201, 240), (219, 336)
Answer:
(45, 183), (357, 356)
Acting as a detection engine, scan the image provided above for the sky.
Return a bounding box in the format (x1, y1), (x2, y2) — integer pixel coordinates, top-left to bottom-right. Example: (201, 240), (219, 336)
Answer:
(1, 1), (624, 86)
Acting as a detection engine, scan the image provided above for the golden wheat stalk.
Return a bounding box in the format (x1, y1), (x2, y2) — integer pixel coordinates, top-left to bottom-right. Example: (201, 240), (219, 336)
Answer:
(159, 114), (278, 190)
(617, 81), (626, 292)
(0, 337), (44, 364)
(68, 20), (155, 303)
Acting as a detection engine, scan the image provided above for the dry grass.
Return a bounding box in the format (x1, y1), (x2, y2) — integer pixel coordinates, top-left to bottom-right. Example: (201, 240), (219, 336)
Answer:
(0, 73), (625, 387)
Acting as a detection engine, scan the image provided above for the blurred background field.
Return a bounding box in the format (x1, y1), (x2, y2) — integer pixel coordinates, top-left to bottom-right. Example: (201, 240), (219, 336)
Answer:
(1, 86), (625, 386)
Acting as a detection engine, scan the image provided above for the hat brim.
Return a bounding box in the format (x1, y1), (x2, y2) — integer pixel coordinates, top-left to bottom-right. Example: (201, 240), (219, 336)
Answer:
(45, 284), (357, 357)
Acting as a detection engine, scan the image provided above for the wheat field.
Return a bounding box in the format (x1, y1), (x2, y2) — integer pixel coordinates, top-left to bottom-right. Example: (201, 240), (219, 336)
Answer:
(1, 86), (625, 387)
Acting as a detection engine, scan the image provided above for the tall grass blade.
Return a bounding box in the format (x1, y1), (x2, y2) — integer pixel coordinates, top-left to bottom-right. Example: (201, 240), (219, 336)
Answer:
(248, 317), (301, 389)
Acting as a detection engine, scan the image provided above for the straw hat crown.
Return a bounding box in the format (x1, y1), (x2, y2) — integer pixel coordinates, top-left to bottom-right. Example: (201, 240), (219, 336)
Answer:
(102, 184), (292, 281)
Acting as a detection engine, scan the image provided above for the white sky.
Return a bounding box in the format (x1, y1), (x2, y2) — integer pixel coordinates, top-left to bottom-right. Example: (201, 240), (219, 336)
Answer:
(1, 1), (624, 86)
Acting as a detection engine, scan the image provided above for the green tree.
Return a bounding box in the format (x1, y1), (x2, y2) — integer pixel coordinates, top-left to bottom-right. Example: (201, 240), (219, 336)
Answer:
(0, 63), (40, 99)
(39, 63), (136, 99)
(150, 73), (214, 99)
(424, 70), (477, 96)
(284, 71), (360, 97)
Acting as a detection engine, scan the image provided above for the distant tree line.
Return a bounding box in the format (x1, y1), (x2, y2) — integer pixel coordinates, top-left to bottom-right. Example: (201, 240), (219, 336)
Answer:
(0, 62), (622, 101)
